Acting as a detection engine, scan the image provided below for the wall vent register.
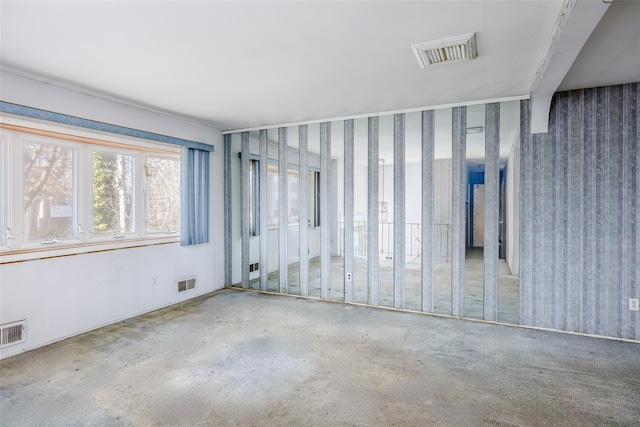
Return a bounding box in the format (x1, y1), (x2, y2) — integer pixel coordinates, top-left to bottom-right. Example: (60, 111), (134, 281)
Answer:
(0, 320), (26, 349)
(178, 278), (196, 293)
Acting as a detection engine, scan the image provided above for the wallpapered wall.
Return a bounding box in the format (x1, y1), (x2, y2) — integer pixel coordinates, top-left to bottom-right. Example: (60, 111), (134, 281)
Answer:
(519, 83), (638, 339)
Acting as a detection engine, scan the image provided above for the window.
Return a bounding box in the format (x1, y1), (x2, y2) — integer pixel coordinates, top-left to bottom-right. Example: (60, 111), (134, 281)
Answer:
(267, 167), (279, 226)
(92, 150), (135, 236)
(23, 140), (76, 242)
(145, 156), (180, 233)
(0, 134), (6, 248)
(245, 156), (319, 233)
(261, 166), (319, 229)
(288, 171), (299, 223)
(1, 121), (180, 257)
(249, 159), (259, 236)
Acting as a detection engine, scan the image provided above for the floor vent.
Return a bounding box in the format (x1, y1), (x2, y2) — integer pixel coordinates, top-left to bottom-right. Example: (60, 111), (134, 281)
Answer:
(411, 33), (477, 68)
(178, 278), (196, 293)
(0, 320), (26, 348)
(249, 263), (259, 272)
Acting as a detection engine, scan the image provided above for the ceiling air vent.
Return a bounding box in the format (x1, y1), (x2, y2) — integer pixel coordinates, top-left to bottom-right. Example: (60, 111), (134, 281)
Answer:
(466, 126), (484, 135)
(412, 33), (477, 68)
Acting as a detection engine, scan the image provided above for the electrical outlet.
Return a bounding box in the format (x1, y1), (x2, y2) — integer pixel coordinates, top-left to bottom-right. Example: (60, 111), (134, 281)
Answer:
(630, 298), (639, 311)
(152, 276), (157, 287)
(346, 273), (352, 282)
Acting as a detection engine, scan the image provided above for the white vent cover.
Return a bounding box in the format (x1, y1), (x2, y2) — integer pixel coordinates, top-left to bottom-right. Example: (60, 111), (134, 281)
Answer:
(0, 320), (26, 348)
(412, 33), (477, 68)
(178, 278), (196, 293)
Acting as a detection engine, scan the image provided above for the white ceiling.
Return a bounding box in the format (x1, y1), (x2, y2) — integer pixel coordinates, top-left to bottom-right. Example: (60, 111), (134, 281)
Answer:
(0, 1), (637, 133)
(558, 0), (640, 92)
(289, 100), (520, 163)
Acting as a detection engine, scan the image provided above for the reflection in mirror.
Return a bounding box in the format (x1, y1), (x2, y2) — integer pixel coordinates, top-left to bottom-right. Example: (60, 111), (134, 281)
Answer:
(267, 128), (280, 292)
(298, 125), (309, 296)
(225, 100), (519, 326)
(499, 101), (520, 324)
(258, 129), (268, 291)
(433, 108), (453, 315)
(307, 124), (321, 298)
(330, 120), (344, 301)
(287, 126), (300, 294)
(353, 118), (368, 304)
(464, 103), (486, 319)
(377, 114), (394, 308)
(404, 111), (422, 311)
(247, 130), (260, 290)
(230, 133), (242, 288)
(460, 101), (520, 323)
(343, 119), (355, 303)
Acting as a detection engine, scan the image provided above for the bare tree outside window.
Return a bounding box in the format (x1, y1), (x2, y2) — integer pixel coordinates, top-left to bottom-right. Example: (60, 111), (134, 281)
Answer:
(23, 142), (75, 241)
(145, 156), (180, 233)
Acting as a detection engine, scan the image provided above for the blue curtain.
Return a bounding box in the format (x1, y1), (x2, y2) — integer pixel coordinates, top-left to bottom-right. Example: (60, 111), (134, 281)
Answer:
(181, 147), (210, 246)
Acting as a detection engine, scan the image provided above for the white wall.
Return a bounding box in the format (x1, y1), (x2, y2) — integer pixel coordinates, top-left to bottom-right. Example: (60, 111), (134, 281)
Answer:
(0, 72), (224, 359)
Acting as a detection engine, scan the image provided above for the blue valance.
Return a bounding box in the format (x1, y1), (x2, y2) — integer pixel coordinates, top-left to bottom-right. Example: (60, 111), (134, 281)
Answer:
(0, 101), (214, 151)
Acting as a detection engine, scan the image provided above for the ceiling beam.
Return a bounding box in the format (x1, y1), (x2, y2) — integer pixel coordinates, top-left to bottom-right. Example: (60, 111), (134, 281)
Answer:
(530, 0), (610, 134)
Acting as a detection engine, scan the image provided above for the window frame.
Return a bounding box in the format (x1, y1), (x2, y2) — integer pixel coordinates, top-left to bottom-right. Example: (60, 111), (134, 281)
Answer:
(249, 158), (259, 236)
(0, 116), (181, 263)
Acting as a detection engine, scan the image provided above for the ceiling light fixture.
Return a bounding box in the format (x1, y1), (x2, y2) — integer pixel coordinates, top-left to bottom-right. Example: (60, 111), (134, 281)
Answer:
(412, 33), (477, 68)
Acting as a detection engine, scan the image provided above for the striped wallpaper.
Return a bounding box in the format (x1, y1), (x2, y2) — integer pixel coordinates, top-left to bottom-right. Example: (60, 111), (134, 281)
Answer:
(519, 83), (639, 339)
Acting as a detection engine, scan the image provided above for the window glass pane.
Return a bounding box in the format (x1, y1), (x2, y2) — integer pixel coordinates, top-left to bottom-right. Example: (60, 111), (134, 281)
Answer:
(23, 141), (75, 241)
(0, 134), (6, 246)
(288, 172), (299, 223)
(145, 156), (180, 233)
(268, 168), (279, 226)
(93, 151), (134, 235)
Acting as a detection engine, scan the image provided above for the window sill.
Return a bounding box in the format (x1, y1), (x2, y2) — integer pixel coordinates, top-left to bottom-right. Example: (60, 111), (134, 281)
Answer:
(0, 235), (180, 264)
